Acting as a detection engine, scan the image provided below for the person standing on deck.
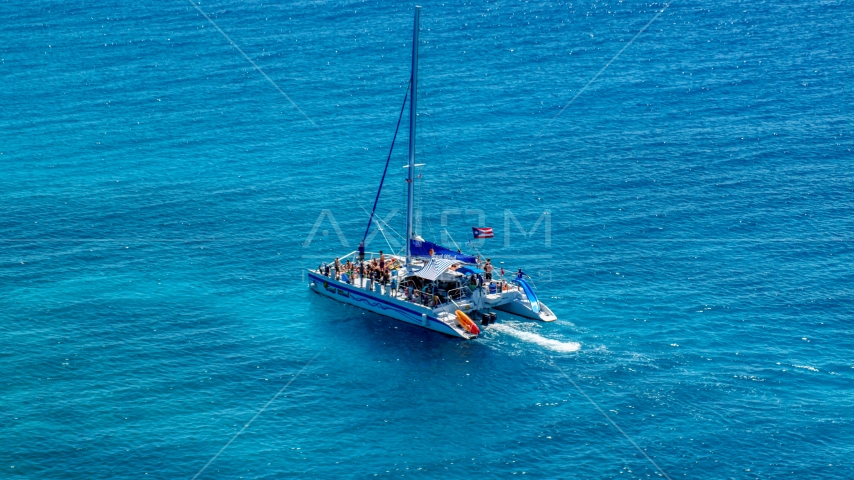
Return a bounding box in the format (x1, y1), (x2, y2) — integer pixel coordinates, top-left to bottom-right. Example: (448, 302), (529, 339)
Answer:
(334, 257), (341, 279)
(516, 268), (525, 281)
(358, 241), (365, 262)
(379, 251), (385, 270)
(484, 258), (493, 281)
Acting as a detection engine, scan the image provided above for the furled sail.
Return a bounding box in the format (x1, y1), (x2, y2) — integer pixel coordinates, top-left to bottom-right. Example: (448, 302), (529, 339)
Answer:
(409, 239), (476, 264)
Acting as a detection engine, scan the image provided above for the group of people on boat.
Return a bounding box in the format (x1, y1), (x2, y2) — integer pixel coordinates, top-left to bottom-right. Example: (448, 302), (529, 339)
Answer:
(318, 253), (444, 307)
(319, 251), (398, 289)
(317, 248), (530, 310)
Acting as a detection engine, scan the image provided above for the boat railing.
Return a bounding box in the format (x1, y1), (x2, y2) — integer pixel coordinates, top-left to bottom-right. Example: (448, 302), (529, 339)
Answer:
(398, 279), (419, 293)
(446, 287), (468, 301)
(396, 280), (451, 308)
(445, 296), (466, 318)
(397, 280), (426, 306)
(517, 273), (539, 292)
(338, 250), (357, 261)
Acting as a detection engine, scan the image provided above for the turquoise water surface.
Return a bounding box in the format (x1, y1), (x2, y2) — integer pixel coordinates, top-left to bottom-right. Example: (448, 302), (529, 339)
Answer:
(2, 0), (853, 478)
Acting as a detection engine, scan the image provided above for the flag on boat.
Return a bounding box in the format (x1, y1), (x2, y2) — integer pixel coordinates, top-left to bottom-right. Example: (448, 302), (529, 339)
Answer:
(472, 227), (494, 239)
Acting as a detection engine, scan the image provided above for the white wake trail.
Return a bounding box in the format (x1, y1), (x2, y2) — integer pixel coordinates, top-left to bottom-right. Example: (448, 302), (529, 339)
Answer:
(491, 323), (581, 352)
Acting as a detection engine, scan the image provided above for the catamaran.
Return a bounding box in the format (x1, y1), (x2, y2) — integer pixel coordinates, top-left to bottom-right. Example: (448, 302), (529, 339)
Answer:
(308, 6), (557, 339)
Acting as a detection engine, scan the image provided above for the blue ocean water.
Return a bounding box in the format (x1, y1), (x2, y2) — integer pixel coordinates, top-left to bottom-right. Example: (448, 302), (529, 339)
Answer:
(2, 0), (853, 478)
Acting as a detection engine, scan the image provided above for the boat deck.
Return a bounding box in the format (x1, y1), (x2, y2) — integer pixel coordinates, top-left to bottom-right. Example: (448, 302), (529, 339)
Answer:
(317, 271), (483, 337)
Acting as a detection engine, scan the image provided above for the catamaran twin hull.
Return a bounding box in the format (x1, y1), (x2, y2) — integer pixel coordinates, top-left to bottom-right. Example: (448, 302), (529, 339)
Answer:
(309, 271), (471, 339)
(306, 7), (558, 338)
(308, 269), (556, 340)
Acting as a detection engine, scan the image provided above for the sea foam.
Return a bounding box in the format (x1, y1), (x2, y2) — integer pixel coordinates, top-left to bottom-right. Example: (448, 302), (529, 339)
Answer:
(491, 323), (581, 352)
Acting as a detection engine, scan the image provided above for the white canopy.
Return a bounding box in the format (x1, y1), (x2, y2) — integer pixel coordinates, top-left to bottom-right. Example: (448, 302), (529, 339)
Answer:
(411, 258), (457, 281)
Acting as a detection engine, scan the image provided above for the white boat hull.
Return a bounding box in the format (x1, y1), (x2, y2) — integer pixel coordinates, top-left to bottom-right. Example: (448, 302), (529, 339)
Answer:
(307, 272), (474, 339)
(492, 297), (558, 322)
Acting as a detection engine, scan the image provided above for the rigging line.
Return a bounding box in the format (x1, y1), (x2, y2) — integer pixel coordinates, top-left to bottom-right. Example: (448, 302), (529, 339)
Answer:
(188, 0), (327, 139)
(410, 62), (486, 260)
(417, 90), (465, 210)
(376, 224), (395, 255)
(412, 126), (433, 237)
(358, 204), (405, 243)
(444, 229), (461, 252)
(536, 2), (672, 138)
(375, 214), (406, 243)
(362, 86), (410, 244)
(378, 213), (405, 242)
(424, 199), (438, 240)
(416, 164), (430, 237)
(418, 90), (478, 253)
(417, 94), (464, 249)
(412, 133), (422, 232)
(468, 241), (484, 262)
(358, 203), (393, 247)
(368, 214), (396, 255)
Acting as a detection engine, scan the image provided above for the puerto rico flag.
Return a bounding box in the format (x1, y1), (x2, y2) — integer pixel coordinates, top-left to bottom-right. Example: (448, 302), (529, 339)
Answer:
(472, 227), (494, 239)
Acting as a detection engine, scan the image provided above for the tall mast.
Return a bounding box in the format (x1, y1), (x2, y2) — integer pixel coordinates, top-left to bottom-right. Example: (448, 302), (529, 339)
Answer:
(405, 6), (420, 267)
